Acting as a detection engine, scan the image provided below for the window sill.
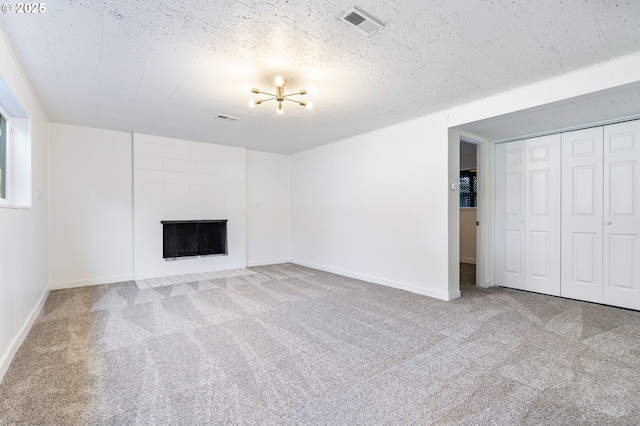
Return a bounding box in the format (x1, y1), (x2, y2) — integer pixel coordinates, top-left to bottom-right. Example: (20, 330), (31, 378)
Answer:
(0, 201), (31, 210)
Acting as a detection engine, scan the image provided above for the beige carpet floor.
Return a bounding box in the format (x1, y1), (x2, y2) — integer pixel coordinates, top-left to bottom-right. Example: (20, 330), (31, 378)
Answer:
(1, 263), (640, 425)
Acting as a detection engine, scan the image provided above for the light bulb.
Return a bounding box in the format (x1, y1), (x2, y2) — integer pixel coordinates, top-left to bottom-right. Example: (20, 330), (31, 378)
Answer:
(274, 76), (284, 87)
(248, 99), (256, 107)
(306, 101), (313, 109)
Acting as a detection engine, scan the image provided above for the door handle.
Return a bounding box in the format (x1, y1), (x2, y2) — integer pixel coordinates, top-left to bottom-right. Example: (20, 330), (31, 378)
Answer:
(520, 219), (524, 223)
(605, 221), (612, 225)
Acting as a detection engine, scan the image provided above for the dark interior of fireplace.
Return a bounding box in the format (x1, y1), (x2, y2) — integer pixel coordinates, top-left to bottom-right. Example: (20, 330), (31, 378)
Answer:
(162, 220), (227, 259)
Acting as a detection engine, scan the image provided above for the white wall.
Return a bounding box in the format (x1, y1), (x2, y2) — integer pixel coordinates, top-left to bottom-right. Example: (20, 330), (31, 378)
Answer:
(48, 129), (291, 285)
(291, 112), (454, 301)
(133, 133), (247, 280)
(246, 150), (290, 266)
(49, 124), (133, 289)
(292, 51), (640, 301)
(0, 31), (49, 381)
(459, 209), (477, 264)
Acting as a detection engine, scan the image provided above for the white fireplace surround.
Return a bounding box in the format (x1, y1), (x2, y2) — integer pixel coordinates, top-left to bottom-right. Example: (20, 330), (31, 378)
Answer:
(133, 133), (247, 281)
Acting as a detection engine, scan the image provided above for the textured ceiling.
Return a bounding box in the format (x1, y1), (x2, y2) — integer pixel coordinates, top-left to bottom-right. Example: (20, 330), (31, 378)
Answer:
(1, 0), (640, 153)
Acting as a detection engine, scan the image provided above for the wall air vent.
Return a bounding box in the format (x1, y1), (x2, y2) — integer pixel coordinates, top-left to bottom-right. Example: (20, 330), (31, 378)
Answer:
(340, 6), (385, 36)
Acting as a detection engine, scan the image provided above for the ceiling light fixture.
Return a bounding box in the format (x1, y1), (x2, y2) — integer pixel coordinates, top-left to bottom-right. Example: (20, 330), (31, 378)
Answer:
(248, 77), (312, 114)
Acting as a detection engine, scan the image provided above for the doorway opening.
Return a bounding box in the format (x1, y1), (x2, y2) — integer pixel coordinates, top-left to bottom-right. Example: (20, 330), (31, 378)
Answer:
(459, 137), (483, 289)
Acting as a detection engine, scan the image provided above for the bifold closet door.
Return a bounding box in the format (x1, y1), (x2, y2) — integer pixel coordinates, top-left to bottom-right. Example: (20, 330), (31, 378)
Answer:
(603, 120), (640, 310)
(561, 127), (604, 303)
(525, 134), (561, 296)
(495, 135), (560, 294)
(495, 141), (526, 290)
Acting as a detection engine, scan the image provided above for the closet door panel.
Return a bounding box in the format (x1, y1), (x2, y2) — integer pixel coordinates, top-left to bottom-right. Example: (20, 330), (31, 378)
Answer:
(495, 141), (526, 290)
(603, 120), (640, 310)
(525, 134), (561, 296)
(561, 127), (604, 303)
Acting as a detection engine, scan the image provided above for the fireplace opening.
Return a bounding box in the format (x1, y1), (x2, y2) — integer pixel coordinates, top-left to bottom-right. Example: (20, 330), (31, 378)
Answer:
(161, 220), (227, 259)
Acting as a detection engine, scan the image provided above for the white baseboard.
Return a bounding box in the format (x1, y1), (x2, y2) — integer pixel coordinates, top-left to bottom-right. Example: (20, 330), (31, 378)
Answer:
(481, 278), (494, 288)
(49, 274), (134, 290)
(0, 287), (49, 383)
(290, 259), (459, 301)
(460, 257), (476, 264)
(247, 258), (291, 267)
(449, 289), (462, 300)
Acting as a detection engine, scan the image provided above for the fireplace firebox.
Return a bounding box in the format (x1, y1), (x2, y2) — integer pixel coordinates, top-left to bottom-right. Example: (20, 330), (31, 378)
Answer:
(161, 220), (227, 259)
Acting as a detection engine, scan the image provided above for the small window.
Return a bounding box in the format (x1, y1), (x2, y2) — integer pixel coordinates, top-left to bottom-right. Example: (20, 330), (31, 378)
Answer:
(460, 169), (477, 208)
(0, 75), (31, 208)
(0, 112), (6, 199)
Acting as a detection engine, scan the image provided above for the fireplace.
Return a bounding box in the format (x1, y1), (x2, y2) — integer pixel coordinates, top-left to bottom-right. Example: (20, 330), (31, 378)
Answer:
(161, 220), (227, 259)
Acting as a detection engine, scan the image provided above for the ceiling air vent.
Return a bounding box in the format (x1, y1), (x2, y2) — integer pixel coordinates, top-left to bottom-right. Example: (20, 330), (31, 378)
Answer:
(217, 114), (240, 120)
(340, 6), (385, 36)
